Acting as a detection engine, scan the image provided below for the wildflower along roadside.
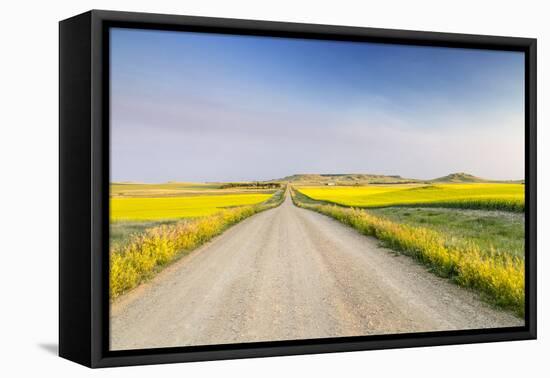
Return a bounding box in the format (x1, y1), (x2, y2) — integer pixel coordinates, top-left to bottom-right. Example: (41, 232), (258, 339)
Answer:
(110, 190), (285, 299)
(292, 189), (524, 316)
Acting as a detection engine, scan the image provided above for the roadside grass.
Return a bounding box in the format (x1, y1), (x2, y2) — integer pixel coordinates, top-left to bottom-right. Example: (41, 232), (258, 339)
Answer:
(292, 189), (524, 316)
(369, 207), (525, 258)
(110, 220), (180, 249)
(110, 189), (285, 299)
(298, 183), (524, 212)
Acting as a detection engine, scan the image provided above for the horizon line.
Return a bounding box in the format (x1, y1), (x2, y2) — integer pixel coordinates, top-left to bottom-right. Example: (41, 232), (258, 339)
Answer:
(110, 171), (525, 185)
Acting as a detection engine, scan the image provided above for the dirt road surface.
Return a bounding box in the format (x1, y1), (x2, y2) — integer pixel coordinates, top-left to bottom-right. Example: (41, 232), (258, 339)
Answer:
(110, 193), (522, 350)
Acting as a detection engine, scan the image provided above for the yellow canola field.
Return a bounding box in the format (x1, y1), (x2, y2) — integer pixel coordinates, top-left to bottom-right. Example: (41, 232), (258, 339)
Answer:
(111, 193), (273, 221)
(297, 183), (524, 212)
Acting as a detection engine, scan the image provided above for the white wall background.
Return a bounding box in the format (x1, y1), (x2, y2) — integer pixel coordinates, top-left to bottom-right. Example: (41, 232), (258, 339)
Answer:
(0, 0), (546, 376)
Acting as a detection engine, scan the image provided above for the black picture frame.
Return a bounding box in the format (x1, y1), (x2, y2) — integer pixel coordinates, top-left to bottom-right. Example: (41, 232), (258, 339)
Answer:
(59, 9), (537, 368)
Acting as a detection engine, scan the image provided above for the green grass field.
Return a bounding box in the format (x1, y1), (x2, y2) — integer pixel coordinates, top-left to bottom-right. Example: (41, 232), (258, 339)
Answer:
(369, 207), (524, 258)
(298, 183), (524, 212)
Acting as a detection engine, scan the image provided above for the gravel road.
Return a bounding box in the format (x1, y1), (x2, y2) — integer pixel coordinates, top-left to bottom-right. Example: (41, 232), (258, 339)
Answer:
(110, 193), (522, 350)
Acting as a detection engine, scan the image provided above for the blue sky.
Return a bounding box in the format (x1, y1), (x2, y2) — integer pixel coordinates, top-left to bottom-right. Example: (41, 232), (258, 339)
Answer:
(110, 28), (524, 182)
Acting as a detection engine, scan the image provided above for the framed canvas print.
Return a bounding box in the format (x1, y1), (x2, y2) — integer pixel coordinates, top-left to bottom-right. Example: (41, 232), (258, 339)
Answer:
(59, 10), (537, 368)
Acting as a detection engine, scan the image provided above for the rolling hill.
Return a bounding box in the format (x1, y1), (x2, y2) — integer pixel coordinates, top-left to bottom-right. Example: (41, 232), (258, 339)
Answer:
(274, 173), (419, 185)
(429, 172), (487, 183)
(272, 172), (522, 185)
